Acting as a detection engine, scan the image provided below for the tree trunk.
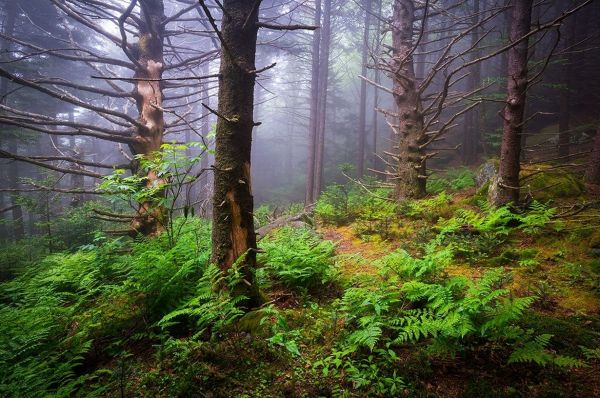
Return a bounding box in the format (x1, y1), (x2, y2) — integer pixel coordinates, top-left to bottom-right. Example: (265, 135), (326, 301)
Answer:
(372, 0), (383, 171)
(314, 0), (332, 196)
(211, 0), (261, 305)
(557, 16), (576, 158)
(392, 0), (426, 200)
(358, 0), (372, 177)
(1, 0), (24, 240)
(462, 0), (482, 165)
(129, 0), (166, 236)
(489, 0), (533, 206)
(585, 122), (600, 184)
(304, 0), (322, 206)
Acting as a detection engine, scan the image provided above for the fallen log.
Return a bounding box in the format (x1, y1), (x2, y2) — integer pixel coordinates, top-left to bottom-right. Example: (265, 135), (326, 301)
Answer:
(256, 211), (314, 240)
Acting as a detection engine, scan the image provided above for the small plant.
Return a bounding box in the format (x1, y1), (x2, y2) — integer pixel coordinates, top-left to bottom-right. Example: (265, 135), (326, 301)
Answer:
(258, 226), (337, 291)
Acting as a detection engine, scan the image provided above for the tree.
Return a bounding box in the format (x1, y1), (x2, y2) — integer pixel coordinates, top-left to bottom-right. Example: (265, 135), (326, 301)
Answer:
(489, 0), (533, 206)
(358, 0), (373, 177)
(0, 0), (216, 236)
(313, 0), (332, 197)
(305, 0), (322, 206)
(390, 0), (426, 200)
(585, 121), (600, 185)
(203, 0), (317, 303)
(462, 0), (482, 165)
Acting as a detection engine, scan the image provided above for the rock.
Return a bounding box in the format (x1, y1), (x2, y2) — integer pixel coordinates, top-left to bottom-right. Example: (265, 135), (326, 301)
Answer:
(476, 160), (498, 189)
(520, 165), (585, 201)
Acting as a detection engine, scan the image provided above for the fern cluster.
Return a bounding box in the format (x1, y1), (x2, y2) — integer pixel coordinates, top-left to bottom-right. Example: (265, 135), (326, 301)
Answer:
(258, 226), (337, 291)
(0, 217), (212, 397)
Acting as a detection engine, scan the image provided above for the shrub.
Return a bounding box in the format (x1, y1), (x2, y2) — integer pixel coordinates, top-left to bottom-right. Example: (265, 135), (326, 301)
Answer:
(258, 226), (336, 291)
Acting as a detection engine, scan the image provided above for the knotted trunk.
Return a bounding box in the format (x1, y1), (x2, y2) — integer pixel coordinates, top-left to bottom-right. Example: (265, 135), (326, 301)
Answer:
(392, 0), (426, 200)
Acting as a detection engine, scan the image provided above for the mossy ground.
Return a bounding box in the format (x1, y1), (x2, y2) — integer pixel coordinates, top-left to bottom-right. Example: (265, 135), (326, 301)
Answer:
(6, 180), (599, 397)
(100, 182), (598, 397)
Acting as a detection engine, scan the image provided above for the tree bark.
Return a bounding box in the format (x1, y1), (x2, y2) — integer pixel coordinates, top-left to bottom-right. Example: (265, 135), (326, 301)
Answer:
(557, 16), (576, 158)
(358, 0), (372, 177)
(129, 0), (167, 236)
(462, 0), (482, 165)
(372, 0), (383, 171)
(211, 0), (262, 305)
(392, 0), (426, 200)
(304, 0), (322, 206)
(1, 0), (24, 240)
(313, 0), (332, 196)
(489, 0), (533, 206)
(585, 122), (600, 184)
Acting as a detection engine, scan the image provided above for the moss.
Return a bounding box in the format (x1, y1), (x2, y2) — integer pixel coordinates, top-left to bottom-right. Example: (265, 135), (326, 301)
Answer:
(588, 231), (600, 249)
(520, 165), (585, 201)
(489, 249), (521, 266)
(557, 288), (600, 315)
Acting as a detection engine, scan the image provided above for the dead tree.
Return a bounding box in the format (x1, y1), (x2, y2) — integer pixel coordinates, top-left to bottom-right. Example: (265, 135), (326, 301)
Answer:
(0, 0), (217, 236)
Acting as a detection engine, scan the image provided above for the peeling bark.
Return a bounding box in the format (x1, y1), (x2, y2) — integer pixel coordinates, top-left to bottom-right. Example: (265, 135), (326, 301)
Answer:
(129, 0), (167, 236)
(211, 0), (261, 305)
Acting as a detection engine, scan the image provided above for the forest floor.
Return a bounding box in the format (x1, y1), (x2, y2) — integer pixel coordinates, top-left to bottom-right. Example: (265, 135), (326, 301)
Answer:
(195, 181), (600, 397)
(310, 194), (600, 397)
(2, 173), (600, 398)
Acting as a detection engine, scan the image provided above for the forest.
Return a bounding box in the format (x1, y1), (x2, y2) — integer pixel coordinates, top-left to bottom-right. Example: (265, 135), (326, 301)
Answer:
(0, 0), (599, 396)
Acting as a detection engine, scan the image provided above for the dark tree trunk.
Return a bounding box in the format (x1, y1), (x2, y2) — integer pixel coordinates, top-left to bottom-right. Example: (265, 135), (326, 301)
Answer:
(305, 0), (321, 206)
(358, 0), (372, 177)
(489, 0), (533, 206)
(314, 0), (332, 196)
(392, 0), (426, 200)
(1, 0), (24, 240)
(462, 0), (482, 165)
(557, 16), (576, 158)
(129, 0), (166, 236)
(585, 122), (600, 184)
(211, 0), (261, 304)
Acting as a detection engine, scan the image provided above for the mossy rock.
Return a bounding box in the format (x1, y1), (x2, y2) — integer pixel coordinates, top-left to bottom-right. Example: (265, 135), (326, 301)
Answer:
(520, 165), (584, 201)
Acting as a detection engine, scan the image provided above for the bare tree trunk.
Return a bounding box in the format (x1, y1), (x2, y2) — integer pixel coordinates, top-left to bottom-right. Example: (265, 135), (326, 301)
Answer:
(372, 0), (383, 171)
(199, 62), (211, 214)
(314, 0), (332, 196)
(585, 122), (600, 184)
(129, 0), (166, 236)
(489, 0), (533, 206)
(211, 0), (261, 304)
(358, 0), (373, 177)
(462, 0), (482, 165)
(392, 0), (426, 200)
(1, 0), (24, 240)
(557, 16), (576, 158)
(304, 0), (322, 206)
